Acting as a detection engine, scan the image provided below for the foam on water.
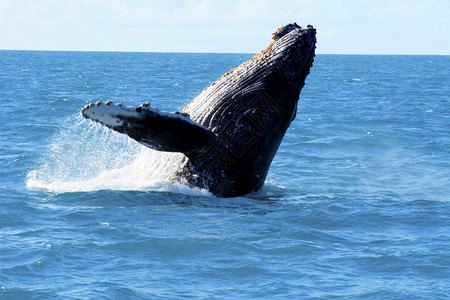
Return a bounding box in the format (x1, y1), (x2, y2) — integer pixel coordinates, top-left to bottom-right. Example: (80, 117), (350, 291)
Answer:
(26, 114), (211, 197)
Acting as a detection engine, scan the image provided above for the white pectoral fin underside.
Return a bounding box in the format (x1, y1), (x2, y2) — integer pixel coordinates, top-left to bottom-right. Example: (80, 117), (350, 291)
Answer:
(82, 101), (222, 154)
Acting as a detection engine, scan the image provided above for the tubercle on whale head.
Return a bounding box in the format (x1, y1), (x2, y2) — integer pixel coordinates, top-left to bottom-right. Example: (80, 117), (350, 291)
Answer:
(253, 23), (316, 65)
(272, 23), (300, 40)
(271, 23), (316, 40)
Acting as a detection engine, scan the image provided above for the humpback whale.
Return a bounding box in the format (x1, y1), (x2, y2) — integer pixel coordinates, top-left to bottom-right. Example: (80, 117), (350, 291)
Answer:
(81, 23), (316, 197)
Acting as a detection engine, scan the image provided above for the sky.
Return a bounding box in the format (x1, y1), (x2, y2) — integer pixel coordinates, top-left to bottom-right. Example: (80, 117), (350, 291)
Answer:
(0, 0), (449, 54)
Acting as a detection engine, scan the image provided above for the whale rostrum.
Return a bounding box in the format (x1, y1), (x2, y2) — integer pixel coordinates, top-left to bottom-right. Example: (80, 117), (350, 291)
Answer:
(82, 23), (316, 197)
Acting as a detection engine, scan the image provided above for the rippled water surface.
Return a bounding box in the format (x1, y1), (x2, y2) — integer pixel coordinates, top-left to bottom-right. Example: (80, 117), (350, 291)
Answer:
(0, 51), (449, 299)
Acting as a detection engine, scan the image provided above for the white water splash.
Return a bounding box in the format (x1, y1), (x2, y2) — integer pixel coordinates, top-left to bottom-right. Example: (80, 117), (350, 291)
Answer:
(26, 114), (211, 197)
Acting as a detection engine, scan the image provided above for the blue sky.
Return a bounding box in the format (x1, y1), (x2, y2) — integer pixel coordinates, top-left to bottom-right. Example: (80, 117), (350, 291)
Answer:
(0, 0), (449, 54)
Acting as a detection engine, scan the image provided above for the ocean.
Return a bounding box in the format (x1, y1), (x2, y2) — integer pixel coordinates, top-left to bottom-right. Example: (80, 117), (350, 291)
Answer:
(0, 51), (449, 299)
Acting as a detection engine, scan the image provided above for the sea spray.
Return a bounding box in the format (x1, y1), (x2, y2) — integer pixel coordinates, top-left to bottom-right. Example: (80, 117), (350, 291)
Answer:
(26, 113), (210, 196)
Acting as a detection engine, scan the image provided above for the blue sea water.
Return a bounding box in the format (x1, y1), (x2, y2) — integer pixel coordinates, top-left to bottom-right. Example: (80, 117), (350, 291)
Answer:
(0, 51), (449, 299)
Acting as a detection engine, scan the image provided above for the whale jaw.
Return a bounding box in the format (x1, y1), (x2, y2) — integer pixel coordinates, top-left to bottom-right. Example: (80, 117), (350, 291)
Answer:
(81, 23), (316, 197)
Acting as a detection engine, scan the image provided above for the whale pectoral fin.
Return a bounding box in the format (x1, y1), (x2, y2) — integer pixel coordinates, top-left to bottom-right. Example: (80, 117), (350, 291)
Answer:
(81, 102), (220, 153)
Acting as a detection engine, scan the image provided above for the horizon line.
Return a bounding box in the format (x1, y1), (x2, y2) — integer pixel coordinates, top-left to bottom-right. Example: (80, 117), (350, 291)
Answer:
(1, 49), (449, 56)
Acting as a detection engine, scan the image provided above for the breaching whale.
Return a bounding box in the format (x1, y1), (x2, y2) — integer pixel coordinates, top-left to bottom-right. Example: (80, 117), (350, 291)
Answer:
(81, 23), (316, 197)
